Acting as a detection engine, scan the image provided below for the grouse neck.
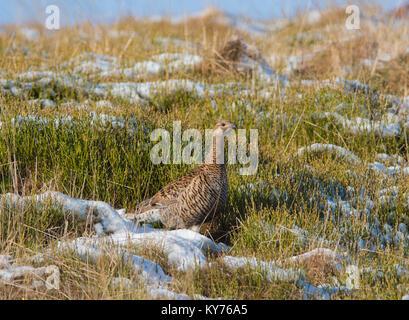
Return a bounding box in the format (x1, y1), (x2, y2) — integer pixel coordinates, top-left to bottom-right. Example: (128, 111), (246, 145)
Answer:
(204, 133), (225, 166)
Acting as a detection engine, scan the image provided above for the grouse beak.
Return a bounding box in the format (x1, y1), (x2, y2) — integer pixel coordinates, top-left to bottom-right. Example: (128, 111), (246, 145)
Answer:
(232, 124), (237, 129)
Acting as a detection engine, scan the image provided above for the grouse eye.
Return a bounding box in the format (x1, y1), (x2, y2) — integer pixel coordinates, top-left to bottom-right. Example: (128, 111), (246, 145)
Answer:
(222, 123), (225, 127)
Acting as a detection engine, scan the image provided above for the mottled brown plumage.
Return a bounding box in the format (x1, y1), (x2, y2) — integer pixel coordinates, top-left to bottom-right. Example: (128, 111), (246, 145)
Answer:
(127, 120), (236, 232)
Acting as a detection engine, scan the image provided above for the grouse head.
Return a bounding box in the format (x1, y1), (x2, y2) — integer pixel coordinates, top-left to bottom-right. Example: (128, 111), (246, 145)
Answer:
(213, 120), (237, 137)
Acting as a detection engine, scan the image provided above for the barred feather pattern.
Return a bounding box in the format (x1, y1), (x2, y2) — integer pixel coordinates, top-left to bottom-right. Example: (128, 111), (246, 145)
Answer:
(130, 120), (235, 230)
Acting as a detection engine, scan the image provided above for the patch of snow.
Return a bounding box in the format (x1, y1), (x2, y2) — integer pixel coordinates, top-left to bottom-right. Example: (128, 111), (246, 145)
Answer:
(18, 27), (40, 41)
(18, 71), (56, 81)
(0, 263), (60, 290)
(320, 111), (402, 138)
(297, 143), (361, 164)
(28, 99), (56, 108)
(221, 255), (302, 282)
(0, 191), (128, 235)
(71, 53), (119, 74)
(280, 248), (344, 274)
